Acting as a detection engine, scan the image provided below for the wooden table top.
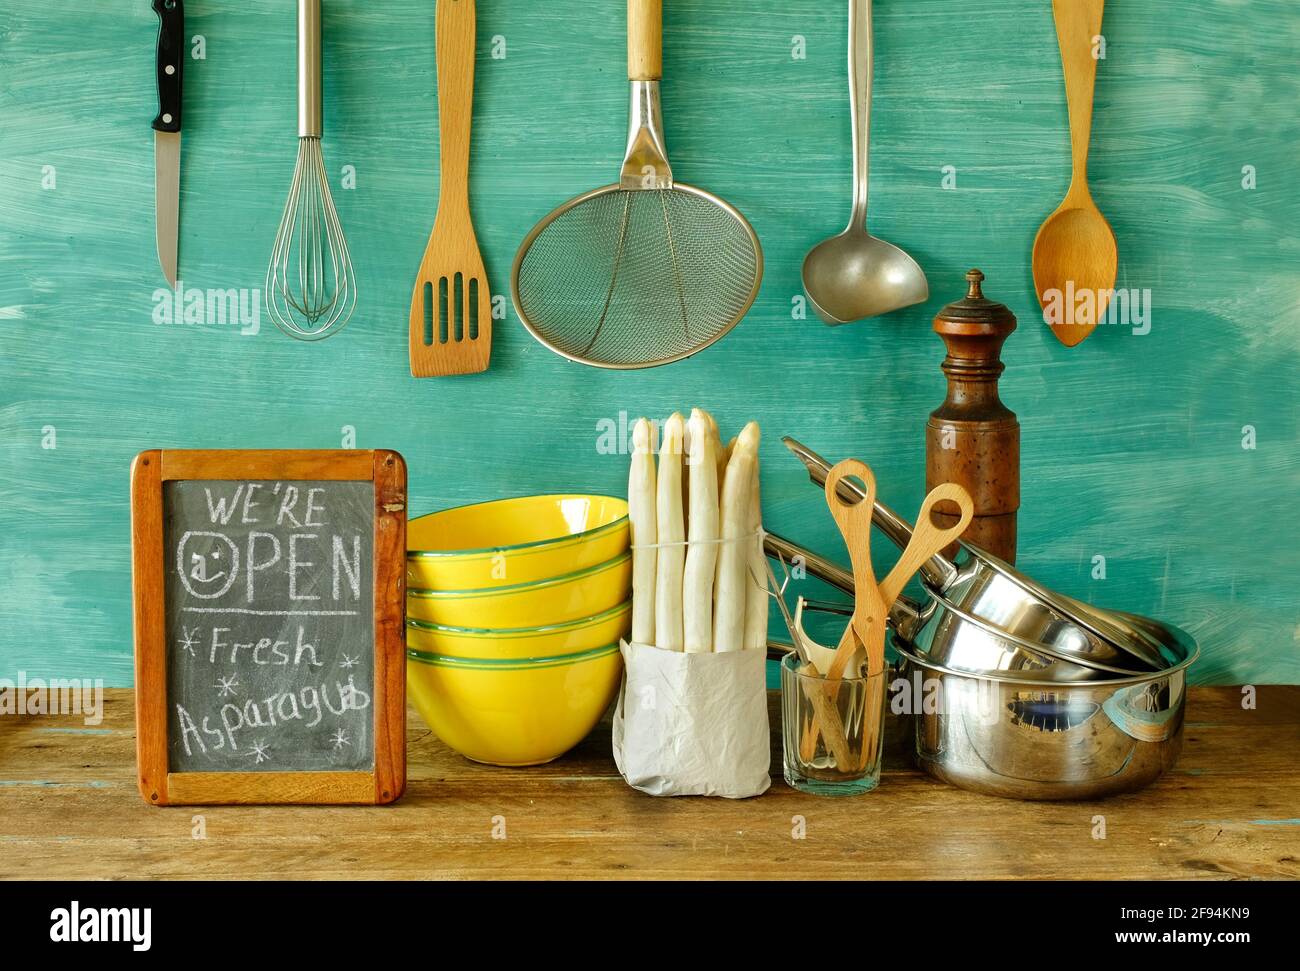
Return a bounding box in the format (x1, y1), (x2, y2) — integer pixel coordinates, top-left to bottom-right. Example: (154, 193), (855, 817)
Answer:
(2, 687), (1296, 880)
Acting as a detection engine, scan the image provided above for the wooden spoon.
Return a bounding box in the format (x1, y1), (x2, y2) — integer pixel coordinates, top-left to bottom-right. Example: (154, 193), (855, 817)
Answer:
(1032, 0), (1116, 348)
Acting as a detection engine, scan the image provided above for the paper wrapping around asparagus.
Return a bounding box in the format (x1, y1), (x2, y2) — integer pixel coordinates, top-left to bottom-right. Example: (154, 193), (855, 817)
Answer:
(611, 641), (771, 799)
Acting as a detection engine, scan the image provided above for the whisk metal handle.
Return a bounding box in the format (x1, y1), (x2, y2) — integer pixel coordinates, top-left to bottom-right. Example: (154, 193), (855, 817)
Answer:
(298, 0), (322, 138)
(628, 0), (663, 81)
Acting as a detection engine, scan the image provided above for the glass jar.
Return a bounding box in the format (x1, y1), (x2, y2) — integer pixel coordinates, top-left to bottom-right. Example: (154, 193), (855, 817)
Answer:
(780, 651), (886, 796)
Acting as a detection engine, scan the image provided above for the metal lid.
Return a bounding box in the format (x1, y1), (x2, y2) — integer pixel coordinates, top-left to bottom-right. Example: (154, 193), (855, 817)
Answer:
(934, 269), (1017, 331)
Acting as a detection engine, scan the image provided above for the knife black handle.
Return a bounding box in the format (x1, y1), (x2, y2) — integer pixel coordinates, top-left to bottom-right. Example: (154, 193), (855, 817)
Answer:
(152, 0), (183, 133)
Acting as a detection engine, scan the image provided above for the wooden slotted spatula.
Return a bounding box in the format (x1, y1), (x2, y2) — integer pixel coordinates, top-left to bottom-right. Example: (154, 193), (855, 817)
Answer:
(409, 0), (491, 377)
(852, 481), (971, 771)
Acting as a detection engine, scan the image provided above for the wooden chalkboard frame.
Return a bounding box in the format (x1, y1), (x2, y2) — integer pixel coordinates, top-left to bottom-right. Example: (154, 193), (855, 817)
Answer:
(130, 449), (407, 806)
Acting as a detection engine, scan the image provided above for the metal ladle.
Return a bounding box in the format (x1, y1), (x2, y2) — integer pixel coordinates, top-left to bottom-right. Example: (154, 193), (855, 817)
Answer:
(801, 0), (928, 325)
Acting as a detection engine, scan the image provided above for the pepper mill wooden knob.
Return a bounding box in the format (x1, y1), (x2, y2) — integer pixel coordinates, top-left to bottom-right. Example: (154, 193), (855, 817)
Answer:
(926, 269), (1020, 562)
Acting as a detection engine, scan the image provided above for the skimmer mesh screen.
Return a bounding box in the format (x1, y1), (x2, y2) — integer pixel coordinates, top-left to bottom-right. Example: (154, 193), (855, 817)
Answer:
(513, 187), (761, 367)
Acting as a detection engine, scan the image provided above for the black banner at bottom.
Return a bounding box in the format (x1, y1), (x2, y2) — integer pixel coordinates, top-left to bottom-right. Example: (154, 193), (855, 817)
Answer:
(0, 879), (1289, 955)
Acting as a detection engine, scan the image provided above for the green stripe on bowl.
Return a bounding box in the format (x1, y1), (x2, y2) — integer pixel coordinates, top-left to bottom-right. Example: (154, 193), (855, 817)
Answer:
(406, 641), (622, 671)
(407, 495), (629, 559)
(407, 550), (631, 600)
(406, 600), (631, 639)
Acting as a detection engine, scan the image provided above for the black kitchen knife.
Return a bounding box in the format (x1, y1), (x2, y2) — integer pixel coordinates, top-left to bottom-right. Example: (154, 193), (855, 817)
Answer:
(153, 0), (183, 288)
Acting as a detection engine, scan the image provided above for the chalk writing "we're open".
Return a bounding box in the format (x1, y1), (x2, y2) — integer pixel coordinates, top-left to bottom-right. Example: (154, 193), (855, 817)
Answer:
(176, 483), (362, 608)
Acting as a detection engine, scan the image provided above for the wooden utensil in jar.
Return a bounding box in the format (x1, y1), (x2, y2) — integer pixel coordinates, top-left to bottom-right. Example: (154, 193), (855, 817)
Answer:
(796, 460), (882, 766)
(803, 461), (974, 767)
(822, 460), (886, 680)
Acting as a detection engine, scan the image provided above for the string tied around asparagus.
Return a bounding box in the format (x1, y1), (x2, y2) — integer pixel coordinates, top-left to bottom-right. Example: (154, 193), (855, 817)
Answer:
(633, 528), (773, 593)
(630, 528), (766, 552)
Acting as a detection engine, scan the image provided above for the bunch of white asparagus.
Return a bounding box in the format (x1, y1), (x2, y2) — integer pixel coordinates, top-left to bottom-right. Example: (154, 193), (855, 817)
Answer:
(628, 409), (766, 653)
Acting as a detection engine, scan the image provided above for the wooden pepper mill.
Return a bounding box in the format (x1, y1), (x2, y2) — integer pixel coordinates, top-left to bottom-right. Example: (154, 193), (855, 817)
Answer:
(926, 269), (1020, 562)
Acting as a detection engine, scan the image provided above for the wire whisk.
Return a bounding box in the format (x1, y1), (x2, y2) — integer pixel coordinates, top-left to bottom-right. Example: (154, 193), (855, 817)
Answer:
(267, 137), (355, 340)
(266, 0), (355, 342)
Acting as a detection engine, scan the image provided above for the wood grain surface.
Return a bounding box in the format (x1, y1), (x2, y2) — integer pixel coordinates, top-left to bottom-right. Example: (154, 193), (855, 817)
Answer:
(0, 1), (1297, 685)
(0, 688), (1296, 880)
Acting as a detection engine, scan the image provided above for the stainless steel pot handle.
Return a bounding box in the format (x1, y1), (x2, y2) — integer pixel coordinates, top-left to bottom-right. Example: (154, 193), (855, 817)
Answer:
(781, 436), (960, 591)
(764, 531), (853, 593)
(763, 531), (926, 641)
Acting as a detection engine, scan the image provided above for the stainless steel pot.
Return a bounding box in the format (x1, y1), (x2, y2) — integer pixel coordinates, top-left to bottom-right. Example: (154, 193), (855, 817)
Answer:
(892, 611), (1198, 800)
(782, 436), (1172, 672)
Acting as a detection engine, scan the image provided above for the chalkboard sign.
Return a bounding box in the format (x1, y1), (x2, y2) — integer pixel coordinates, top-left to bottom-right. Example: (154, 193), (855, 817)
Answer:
(131, 449), (406, 806)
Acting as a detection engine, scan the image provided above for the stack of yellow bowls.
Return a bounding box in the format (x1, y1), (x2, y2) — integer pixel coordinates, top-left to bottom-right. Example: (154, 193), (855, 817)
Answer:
(406, 495), (630, 766)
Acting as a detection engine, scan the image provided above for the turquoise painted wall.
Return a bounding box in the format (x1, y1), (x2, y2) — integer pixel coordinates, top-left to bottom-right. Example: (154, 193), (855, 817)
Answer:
(1, 1), (1297, 686)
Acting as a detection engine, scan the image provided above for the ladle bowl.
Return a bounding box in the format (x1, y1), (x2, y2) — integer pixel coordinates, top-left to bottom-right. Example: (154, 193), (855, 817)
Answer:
(803, 227), (929, 325)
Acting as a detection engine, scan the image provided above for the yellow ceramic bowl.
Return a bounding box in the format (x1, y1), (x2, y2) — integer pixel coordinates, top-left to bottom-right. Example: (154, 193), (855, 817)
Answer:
(406, 600), (631, 661)
(407, 494), (629, 591)
(406, 551), (631, 628)
(407, 643), (623, 766)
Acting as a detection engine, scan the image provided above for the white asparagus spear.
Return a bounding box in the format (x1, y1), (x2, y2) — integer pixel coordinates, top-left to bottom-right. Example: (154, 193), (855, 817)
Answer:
(714, 434), (736, 599)
(743, 431), (767, 651)
(714, 422), (758, 653)
(707, 412), (728, 489)
(628, 417), (657, 646)
(682, 409), (719, 653)
(654, 413), (686, 652)
(680, 414), (691, 536)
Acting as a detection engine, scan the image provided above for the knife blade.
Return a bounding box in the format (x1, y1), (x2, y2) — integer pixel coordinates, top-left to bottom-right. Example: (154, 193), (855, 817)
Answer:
(152, 0), (183, 288)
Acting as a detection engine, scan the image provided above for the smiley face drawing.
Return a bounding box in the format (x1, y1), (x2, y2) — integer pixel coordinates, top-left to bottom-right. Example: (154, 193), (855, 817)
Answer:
(190, 550), (227, 585)
(176, 531), (239, 599)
